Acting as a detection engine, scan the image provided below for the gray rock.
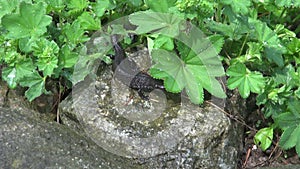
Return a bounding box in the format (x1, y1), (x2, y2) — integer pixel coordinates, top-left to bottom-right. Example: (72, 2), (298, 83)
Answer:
(60, 52), (241, 168)
(0, 82), (142, 169)
(0, 107), (143, 169)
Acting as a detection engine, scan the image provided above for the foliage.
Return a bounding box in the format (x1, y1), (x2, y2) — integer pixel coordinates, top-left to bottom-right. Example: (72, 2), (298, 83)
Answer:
(208, 0), (300, 155)
(1, 0), (300, 157)
(254, 127), (274, 151)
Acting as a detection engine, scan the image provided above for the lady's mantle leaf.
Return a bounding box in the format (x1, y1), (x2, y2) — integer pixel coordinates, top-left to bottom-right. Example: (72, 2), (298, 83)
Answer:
(280, 125), (300, 154)
(276, 98), (300, 155)
(19, 71), (46, 102)
(150, 49), (226, 104)
(0, 0), (19, 24)
(227, 63), (265, 98)
(129, 11), (183, 37)
(254, 127), (273, 151)
(1, 2), (52, 39)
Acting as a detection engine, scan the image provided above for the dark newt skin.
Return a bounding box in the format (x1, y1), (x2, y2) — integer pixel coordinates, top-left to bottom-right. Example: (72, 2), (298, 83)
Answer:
(111, 35), (164, 99)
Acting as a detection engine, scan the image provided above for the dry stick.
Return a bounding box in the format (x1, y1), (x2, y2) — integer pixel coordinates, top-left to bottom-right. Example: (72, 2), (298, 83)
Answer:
(205, 100), (257, 131)
(243, 148), (252, 168)
(56, 81), (62, 123)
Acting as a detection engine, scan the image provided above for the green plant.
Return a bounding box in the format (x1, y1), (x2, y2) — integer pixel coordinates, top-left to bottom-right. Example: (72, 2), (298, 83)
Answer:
(208, 0), (300, 155)
(0, 0), (113, 101)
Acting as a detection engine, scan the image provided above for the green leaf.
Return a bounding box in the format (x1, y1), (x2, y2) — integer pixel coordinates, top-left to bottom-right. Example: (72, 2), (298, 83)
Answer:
(15, 58), (35, 80)
(249, 18), (280, 46)
(0, 0), (19, 24)
(227, 63), (265, 98)
(2, 67), (17, 89)
(287, 38), (300, 55)
(245, 42), (262, 61)
(128, 0), (143, 7)
(287, 98), (300, 119)
(32, 39), (59, 57)
(93, 0), (112, 17)
(129, 11), (183, 37)
(1, 2), (52, 39)
(280, 125), (300, 150)
(45, 0), (65, 12)
(37, 56), (58, 77)
(275, 98), (300, 154)
(18, 37), (36, 53)
(59, 45), (79, 68)
(144, 0), (171, 12)
(62, 21), (89, 45)
(208, 35), (224, 55)
(254, 127), (273, 151)
(150, 49), (225, 104)
(67, 0), (88, 15)
(275, 0), (300, 7)
(221, 0), (251, 15)
(153, 35), (174, 50)
(77, 12), (101, 30)
(19, 71), (46, 102)
(264, 46), (284, 67)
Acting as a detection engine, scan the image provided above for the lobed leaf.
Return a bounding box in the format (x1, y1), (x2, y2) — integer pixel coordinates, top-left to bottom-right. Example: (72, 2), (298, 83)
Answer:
(129, 11), (183, 37)
(227, 63), (265, 98)
(254, 127), (273, 151)
(1, 2), (52, 39)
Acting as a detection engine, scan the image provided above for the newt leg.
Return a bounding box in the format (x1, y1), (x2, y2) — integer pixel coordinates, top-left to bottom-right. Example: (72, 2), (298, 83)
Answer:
(137, 89), (149, 100)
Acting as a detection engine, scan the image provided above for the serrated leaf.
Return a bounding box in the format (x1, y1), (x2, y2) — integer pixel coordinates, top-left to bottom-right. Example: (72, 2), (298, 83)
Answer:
(59, 45), (79, 68)
(254, 127), (273, 151)
(153, 35), (174, 50)
(77, 12), (100, 30)
(93, 0), (113, 17)
(208, 35), (224, 55)
(227, 63), (265, 98)
(45, 0), (65, 12)
(18, 37), (36, 53)
(264, 46), (284, 67)
(276, 112), (300, 129)
(246, 42), (262, 61)
(177, 25), (225, 77)
(67, 0), (88, 15)
(287, 38), (300, 54)
(129, 0), (143, 7)
(129, 11), (183, 37)
(2, 67), (17, 89)
(249, 18), (279, 46)
(144, 0), (170, 12)
(150, 49), (225, 104)
(0, 0), (19, 24)
(19, 71), (46, 102)
(32, 39), (59, 57)
(62, 22), (89, 45)
(37, 56), (58, 77)
(280, 125), (300, 150)
(1, 2), (52, 39)
(15, 58), (35, 80)
(287, 98), (300, 119)
(275, 0), (300, 7)
(222, 0), (251, 15)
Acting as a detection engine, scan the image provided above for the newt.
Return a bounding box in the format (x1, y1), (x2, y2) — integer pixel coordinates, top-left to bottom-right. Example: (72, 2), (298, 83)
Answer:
(111, 35), (164, 100)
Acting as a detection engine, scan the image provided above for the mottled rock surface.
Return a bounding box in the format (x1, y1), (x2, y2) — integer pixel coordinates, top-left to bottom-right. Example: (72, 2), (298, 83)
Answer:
(0, 82), (142, 169)
(60, 50), (241, 168)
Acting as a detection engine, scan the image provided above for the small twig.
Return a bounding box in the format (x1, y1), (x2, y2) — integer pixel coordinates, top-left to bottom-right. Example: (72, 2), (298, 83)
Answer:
(56, 81), (62, 123)
(243, 147), (252, 168)
(206, 100), (257, 131)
